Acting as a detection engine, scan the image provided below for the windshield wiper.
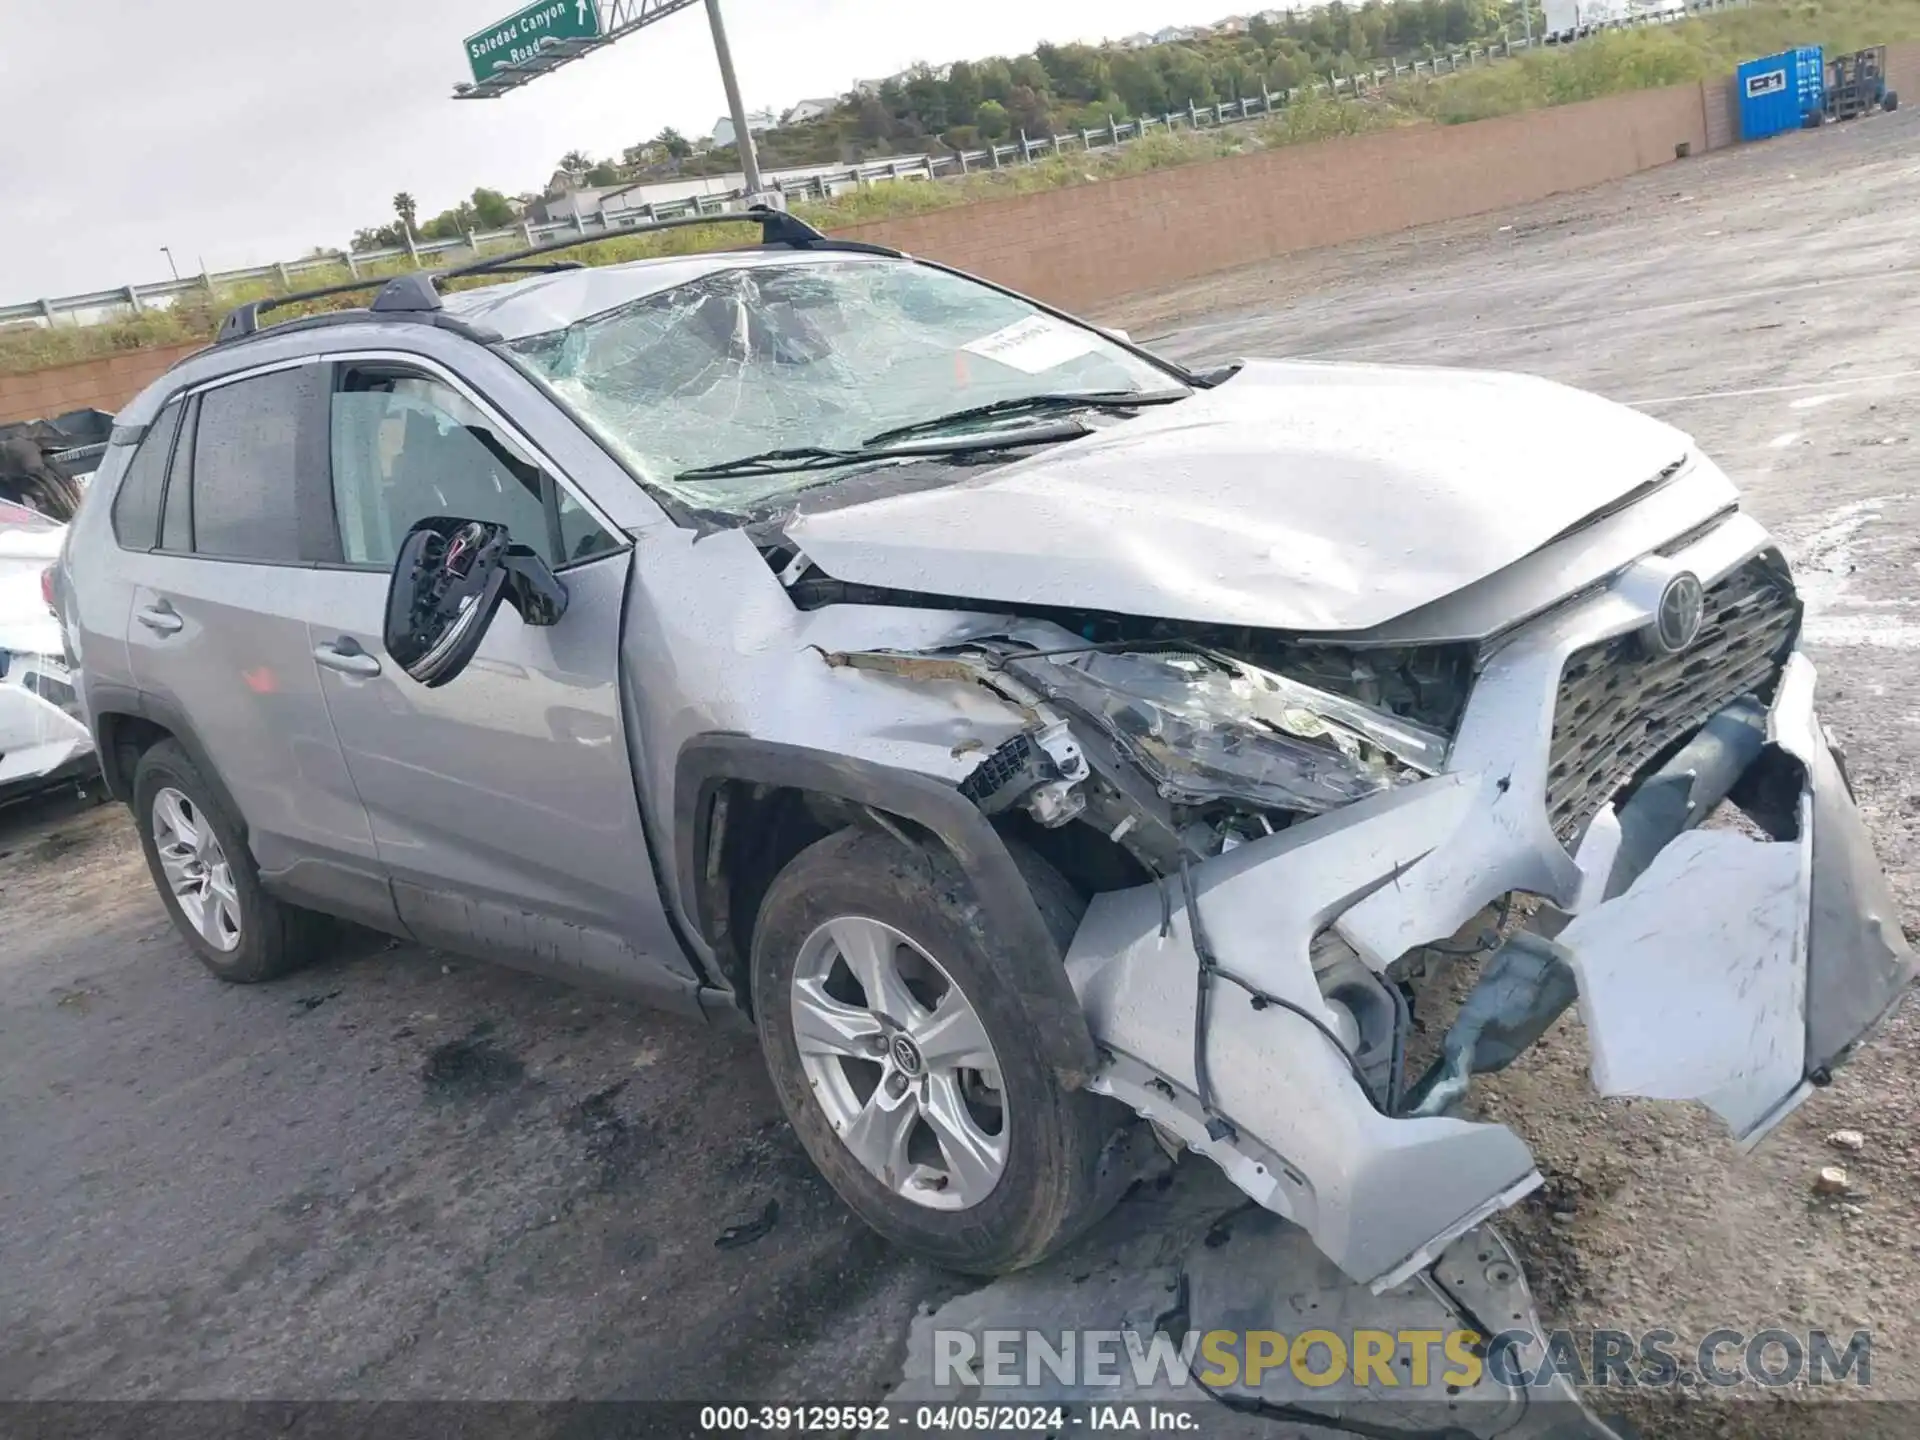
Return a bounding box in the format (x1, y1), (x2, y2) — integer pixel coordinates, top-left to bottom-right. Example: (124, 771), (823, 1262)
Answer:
(862, 389), (1189, 448)
(675, 419), (1092, 483)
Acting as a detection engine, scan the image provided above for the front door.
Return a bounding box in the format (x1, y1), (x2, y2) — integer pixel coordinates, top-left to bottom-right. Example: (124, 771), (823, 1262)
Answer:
(306, 359), (695, 1004)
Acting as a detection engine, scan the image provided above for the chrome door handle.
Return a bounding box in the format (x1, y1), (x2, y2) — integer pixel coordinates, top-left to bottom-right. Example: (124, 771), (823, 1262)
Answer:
(313, 641), (382, 678)
(135, 605), (183, 635)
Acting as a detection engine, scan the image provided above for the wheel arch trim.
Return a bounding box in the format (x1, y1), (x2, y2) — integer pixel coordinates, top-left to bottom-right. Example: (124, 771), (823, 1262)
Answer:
(89, 683), (245, 833)
(673, 734), (1101, 1088)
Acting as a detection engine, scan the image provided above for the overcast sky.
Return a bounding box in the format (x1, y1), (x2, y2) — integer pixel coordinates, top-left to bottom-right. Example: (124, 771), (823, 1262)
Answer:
(2, 0), (1247, 300)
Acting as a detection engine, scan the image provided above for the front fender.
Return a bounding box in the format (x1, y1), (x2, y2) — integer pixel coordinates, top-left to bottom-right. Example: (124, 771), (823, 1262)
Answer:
(674, 735), (1102, 1089)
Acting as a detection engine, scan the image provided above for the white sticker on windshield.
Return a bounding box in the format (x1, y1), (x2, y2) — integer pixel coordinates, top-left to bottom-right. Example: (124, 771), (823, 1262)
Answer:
(961, 316), (1099, 375)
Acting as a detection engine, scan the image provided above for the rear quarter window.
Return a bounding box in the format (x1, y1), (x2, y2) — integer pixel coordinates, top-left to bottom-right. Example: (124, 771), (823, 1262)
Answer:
(108, 399), (184, 550)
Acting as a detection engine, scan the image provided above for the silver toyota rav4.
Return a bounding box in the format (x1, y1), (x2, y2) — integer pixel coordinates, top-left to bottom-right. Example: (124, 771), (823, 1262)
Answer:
(56, 212), (1912, 1293)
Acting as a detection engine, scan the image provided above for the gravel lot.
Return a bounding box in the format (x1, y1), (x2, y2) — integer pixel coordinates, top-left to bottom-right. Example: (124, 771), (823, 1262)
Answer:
(5, 107), (1918, 1437)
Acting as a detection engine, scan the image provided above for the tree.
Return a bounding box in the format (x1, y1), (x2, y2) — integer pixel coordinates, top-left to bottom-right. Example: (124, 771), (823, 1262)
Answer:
(391, 192), (418, 232)
(1250, 12), (1278, 45)
(1035, 42), (1107, 103)
(470, 188), (515, 228)
(945, 59), (982, 126)
(354, 222), (406, 252)
(1110, 50), (1170, 115)
(1219, 55), (1264, 101)
(420, 199), (481, 241)
(1004, 83), (1051, 135)
(558, 149), (593, 172)
(1161, 47), (1219, 108)
(856, 95), (894, 141)
(903, 64), (951, 131)
(973, 98), (1011, 141)
(655, 126), (693, 159)
(975, 57), (1015, 103)
(1010, 54), (1051, 95)
(586, 163), (621, 186)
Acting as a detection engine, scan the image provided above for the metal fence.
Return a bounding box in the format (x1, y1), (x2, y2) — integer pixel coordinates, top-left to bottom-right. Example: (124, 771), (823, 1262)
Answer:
(3, 0), (1746, 330)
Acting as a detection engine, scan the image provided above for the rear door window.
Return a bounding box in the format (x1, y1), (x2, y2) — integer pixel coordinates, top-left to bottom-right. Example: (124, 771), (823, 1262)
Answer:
(109, 399), (183, 550)
(188, 366), (335, 563)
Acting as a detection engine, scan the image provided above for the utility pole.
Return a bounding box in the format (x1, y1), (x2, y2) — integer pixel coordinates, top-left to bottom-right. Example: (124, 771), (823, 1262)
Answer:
(160, 246), (180, 281)
(704, 0), (767, 201)
(1520, 0), (1534, 43)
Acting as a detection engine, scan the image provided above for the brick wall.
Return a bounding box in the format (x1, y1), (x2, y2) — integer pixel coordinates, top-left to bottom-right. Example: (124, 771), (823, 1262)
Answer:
(838, 81), (1712, 313)
(0, 342), (204, 427)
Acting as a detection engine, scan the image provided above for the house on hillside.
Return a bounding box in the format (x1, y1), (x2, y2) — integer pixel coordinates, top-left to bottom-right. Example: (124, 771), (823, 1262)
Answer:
(545, 167), (589, 198)
(781, 97), (838, 125)
(1154, 25), (1201, 43)
(533, 187), (619, 226)
(711, 109), (778, 147)
(1118, 32), (1155, 48)
(1214, 15), (1250, 33)
(852, 65), (939, 98)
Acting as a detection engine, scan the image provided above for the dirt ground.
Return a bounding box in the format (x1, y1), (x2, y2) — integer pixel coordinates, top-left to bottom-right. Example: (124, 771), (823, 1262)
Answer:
(5, 107), (1920, 1437)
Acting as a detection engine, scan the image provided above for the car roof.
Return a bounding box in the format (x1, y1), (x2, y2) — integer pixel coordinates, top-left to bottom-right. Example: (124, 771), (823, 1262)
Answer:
(116, 246), (905, 428)
(440, 246), (896, 342)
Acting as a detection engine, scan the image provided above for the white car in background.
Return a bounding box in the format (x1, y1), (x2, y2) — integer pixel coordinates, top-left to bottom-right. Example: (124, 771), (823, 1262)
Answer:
(0, 500), (93, 802)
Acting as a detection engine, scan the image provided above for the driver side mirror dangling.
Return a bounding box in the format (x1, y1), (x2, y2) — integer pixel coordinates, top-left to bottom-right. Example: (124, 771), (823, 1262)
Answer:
(383, 517), (570, 688)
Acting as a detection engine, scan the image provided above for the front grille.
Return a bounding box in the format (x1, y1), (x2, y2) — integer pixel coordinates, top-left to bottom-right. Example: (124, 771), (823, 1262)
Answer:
(1545, 554), (1800, 842)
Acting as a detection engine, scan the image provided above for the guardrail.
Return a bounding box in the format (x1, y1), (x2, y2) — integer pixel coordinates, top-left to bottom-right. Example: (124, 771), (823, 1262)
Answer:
(4, 0), (1744, 330)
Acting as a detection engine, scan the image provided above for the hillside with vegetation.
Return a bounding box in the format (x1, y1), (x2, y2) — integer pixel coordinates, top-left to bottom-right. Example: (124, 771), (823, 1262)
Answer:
(7, 0), (1918, 374)
(530, 2), (1519, 194)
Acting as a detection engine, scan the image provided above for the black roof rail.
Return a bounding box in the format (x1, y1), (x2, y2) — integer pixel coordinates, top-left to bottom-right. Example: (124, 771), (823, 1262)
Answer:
(215, 207), (901, 346)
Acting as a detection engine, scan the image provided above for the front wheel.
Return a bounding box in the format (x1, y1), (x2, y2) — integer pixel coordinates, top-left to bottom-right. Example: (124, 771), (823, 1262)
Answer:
(751, 827), (1137, 1274)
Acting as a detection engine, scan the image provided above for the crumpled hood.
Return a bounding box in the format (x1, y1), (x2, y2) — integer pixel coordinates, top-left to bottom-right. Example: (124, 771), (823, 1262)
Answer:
(785, 359), (1693, 633)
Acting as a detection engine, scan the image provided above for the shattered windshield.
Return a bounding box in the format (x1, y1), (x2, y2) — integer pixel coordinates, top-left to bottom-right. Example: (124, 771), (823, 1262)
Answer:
(502, 257), (1182, 512)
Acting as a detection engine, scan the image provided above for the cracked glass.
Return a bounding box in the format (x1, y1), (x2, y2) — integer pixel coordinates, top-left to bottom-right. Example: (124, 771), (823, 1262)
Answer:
(502, 258), (1175, 511)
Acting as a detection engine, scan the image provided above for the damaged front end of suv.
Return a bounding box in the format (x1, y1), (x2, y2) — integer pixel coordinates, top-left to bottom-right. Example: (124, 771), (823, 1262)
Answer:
(804, 502), (1912, 1294)
(482, 244), (1909, 1299)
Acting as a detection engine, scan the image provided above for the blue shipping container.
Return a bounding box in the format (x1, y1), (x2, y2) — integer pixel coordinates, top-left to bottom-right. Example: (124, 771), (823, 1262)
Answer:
(1737, 47), (1825, 141)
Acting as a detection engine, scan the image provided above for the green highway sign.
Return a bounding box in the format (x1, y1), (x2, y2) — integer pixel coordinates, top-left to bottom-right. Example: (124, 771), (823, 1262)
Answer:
(465, 0), (603, 84)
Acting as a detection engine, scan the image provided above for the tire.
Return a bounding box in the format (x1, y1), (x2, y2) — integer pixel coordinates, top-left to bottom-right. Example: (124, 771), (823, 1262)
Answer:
(132, 740), (326, 984)
(751, 826), (1139, 1274)
(1884, 90), (1899, 112)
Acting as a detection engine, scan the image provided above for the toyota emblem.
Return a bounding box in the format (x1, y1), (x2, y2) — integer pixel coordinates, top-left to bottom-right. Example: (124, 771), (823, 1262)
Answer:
(1651, 571), (1706, 654)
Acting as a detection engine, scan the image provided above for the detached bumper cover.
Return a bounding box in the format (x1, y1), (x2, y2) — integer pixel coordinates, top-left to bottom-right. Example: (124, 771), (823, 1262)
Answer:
(1560, 652), (1912, 1145)
(1065, 520), (1912, 1291)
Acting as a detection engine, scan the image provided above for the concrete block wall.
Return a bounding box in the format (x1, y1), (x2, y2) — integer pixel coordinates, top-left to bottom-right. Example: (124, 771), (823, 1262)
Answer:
(839, 81), (1714, 313)
(0, 342), (204, 427)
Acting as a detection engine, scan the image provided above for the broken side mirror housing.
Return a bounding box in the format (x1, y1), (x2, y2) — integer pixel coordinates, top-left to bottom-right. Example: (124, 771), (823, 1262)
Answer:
(383, 517), (569, 688)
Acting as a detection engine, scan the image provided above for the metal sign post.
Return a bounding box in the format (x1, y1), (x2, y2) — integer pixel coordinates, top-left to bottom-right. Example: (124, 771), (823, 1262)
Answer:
(703, 0), (764, 198)
(454, 0), (769, 205)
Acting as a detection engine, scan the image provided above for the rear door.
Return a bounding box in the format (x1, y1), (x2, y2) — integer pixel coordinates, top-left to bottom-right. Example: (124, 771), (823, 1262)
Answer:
(123, 360), (398, 932)
(303, 355), (694, 1004)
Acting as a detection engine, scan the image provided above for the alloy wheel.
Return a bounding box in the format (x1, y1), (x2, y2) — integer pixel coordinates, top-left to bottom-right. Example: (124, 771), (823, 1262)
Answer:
(789, 915), (1009, 1210)
(151, 787), (243, 953)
